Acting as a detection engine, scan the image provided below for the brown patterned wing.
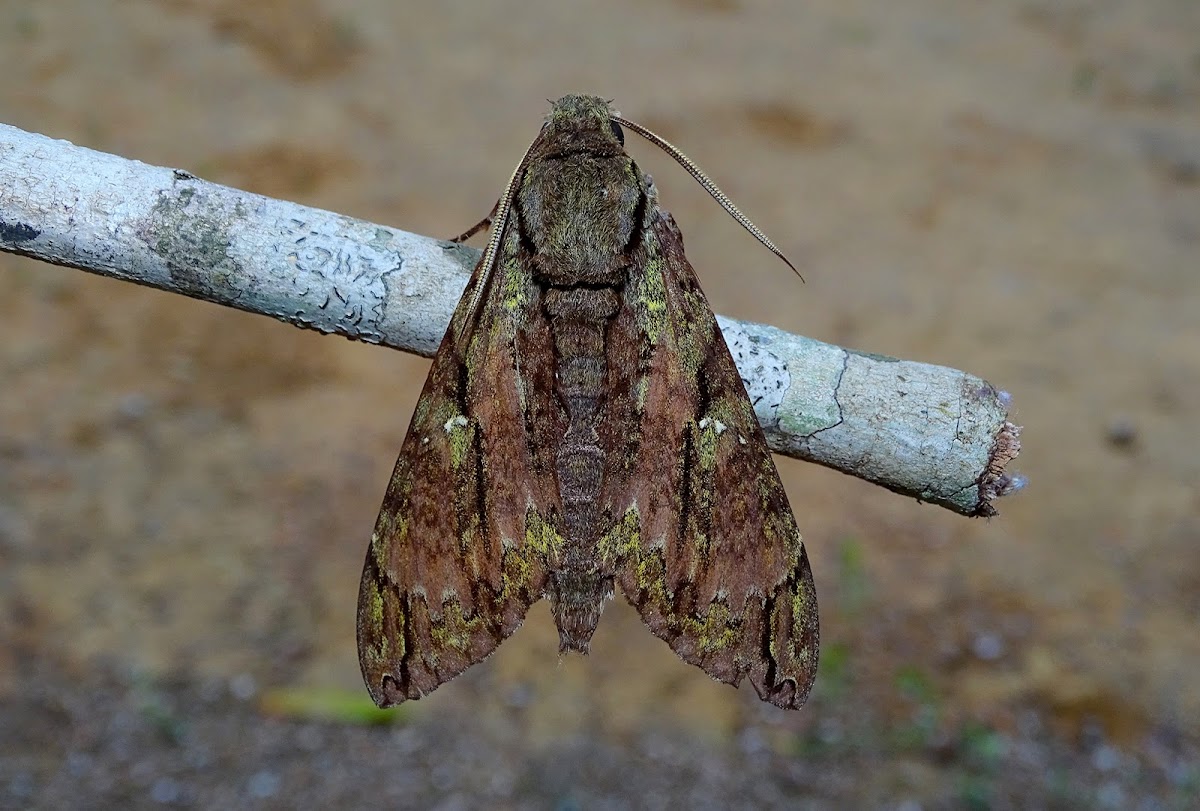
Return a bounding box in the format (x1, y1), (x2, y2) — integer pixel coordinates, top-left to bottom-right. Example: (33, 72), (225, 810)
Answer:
(357, 231), (565, 707)
(600, 209), (819, 709)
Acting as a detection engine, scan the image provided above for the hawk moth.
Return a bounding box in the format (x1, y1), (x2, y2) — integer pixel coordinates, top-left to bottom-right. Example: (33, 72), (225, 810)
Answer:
(357, 94), (818, 709)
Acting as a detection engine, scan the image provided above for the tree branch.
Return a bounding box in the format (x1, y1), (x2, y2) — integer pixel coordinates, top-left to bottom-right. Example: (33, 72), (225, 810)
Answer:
(0, 122), (1023, 516)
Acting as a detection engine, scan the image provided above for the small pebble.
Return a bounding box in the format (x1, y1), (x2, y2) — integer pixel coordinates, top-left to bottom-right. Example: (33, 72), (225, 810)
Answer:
(1092, 744), (1121, 773)
(65, 751), (92, 777)
(737, 726), (767, 756)
(1097, 781), (1125, 809)
(7, 772), (34, 799)
(116, 392), (151, 422)
(1106, 417), (1137, 450)
(229, 673), (257, 701)
(150, 777), (182, 804)
(972, 632), (1005, 661)
(248, 770), (280, 799)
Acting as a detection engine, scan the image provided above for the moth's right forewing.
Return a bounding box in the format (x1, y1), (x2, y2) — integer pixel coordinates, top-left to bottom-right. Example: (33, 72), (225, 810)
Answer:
(604, 208), (818, 710)
(357, 229), (560, 707)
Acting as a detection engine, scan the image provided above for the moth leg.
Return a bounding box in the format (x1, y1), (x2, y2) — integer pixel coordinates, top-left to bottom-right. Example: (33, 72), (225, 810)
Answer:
(449, 198), (501, 243)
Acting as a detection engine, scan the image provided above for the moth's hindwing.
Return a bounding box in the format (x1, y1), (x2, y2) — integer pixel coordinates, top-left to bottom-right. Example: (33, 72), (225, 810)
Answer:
(599, 208), (819, 710)
(356, 226), (562, 707)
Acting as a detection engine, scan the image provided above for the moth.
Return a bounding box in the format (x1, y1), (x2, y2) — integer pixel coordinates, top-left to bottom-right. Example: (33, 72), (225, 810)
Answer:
(357, 95), (818, 709)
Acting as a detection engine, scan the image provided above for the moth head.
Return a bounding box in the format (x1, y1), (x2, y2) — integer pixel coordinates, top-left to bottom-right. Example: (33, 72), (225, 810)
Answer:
(544, 94), (625, 151)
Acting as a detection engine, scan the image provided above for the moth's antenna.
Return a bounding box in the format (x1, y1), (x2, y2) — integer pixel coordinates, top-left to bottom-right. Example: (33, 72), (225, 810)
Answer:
(612, 115), (803, 282)
(455, 135), (540, 342)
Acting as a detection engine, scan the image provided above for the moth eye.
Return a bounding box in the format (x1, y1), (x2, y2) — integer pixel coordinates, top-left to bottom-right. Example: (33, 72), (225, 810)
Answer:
(609, 120), (625, 145)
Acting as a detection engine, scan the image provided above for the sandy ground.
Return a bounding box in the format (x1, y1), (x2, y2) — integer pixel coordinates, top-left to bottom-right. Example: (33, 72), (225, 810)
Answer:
(1, 1), (1198, 808)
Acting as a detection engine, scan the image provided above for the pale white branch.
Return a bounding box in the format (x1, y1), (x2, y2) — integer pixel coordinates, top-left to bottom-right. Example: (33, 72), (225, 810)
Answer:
(0, 122), (1023, 516)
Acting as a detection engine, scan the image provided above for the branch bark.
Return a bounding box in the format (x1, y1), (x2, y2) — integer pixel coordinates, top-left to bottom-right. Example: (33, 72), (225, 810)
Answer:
(0, 122), (1023, 516)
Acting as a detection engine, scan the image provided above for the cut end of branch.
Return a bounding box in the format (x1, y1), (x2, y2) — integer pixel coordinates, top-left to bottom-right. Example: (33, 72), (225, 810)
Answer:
(973, 420), (1024, 517)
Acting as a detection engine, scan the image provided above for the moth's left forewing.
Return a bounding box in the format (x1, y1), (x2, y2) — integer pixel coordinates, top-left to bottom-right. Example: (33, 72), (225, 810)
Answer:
(357, 224), (562, 707)
(604, 207), (819, 710)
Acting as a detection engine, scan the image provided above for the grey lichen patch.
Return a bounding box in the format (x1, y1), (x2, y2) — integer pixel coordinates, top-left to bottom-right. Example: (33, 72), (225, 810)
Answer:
(717, 316), (792, 428)
(143, 183), (250, 305)
(777, 343), (847, 438)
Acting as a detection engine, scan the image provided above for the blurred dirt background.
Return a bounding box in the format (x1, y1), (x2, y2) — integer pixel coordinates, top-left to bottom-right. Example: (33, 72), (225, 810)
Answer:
(1, 1), (1198, 808)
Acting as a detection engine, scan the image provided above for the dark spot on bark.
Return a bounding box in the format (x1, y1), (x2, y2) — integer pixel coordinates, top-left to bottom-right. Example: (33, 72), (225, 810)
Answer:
(0, 220), (40, 243)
